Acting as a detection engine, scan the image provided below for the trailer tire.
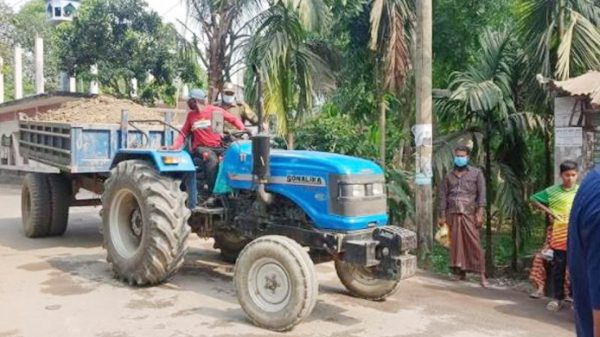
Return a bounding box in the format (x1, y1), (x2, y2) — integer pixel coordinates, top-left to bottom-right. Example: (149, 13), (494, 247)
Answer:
(21, 173), (51, 238)
(102, 160), (191, 286)
(234, 235), (318, 332)
(47, 174), (72, 236)
(334, 260), (401, 301)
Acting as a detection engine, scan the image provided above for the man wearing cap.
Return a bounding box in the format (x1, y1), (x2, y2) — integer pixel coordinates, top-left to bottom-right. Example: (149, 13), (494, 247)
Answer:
(218, 82), (262, 132)
(171, 88), (245, 199)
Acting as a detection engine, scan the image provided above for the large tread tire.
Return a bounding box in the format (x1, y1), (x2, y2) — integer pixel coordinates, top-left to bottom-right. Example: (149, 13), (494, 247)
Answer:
(234, 235), (318, 332)
(102, 160), (191, 286)
(21, 173), (51, 238)
(213, 229), (250, 263)
(47, 174), (72, 236)
(334, 260), (401, 301)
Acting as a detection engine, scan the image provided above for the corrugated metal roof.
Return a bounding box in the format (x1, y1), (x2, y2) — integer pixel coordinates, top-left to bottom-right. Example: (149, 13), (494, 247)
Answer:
(539, 71), (600, 108)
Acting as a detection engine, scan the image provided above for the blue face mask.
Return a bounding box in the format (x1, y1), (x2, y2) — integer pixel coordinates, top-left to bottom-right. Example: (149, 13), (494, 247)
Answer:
(454, 156), (469, 167)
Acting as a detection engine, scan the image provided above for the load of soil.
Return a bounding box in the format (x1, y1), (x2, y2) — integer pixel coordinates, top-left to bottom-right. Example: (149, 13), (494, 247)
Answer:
(33, 95), (186, 124)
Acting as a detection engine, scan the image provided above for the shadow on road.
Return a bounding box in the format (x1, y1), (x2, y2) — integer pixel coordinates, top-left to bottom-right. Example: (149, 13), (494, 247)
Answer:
(0, 215), (102, 252)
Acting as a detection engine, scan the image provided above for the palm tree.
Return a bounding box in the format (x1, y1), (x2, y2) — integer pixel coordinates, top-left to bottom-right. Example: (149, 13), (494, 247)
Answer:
(181, 0), (261, 100)
(436, 29), (542, 274)
(518, 0), (600, 190)
(518, 0), (600, 80)
(369, 0), (415, 166)
(245, 0), (334, 148)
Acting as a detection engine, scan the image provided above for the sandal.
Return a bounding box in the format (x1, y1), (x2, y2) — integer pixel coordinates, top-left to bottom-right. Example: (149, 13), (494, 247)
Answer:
(546, 300), (563, 312)
(449, 273), (461, 281)
(530, 289), (544, 299)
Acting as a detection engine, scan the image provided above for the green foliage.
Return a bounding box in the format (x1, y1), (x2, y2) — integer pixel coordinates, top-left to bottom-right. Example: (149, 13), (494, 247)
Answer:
(517, 0), (600, 79)
(433, 0), (518, 88)
(54, 0), (202, 104)
(294, 107), (378, 157)
(0, 0), (62, 97)
(246, 0), (335, 138)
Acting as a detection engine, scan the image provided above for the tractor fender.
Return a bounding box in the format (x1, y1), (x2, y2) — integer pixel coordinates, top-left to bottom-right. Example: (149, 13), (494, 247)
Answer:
(110, 149), (196, 173)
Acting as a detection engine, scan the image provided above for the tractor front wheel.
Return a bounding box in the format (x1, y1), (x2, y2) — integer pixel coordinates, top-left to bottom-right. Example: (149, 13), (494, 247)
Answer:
(234, 235), (318, 332)
(335, 260), (401, 301)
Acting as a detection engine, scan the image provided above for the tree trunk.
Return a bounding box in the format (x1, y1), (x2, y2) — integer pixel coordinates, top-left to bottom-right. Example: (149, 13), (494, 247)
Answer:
(544, 128), (553, 186)
(287, 131), (295, 150)
(484, 123), (494, 276)
(511, 216), (519, 272)
(379, 95), (386, 167)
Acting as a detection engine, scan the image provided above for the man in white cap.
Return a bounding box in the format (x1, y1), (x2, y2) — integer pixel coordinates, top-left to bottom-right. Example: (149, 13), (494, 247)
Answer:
(219, 82), (260, 130)
(171, 88), (245, 198)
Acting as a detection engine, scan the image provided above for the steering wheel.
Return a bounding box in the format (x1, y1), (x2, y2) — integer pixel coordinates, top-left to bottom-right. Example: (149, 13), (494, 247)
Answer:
(225, 130), (252, 140)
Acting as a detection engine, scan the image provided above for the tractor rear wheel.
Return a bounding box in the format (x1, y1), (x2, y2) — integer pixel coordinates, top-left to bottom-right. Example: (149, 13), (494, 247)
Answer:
(102, 160), (191, 286)
(335, 260), (401, 301)
(234, 235), (318, 332)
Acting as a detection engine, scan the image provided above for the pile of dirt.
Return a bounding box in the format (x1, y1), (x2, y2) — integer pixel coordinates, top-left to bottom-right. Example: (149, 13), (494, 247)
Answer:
(33, 95), (185, 124)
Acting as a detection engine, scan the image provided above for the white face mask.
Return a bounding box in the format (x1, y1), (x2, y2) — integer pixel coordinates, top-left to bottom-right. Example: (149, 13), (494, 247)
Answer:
(223, 95), (235, 105)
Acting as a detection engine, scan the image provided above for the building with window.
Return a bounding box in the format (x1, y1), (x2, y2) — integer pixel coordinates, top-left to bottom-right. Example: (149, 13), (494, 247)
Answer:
(46, 0), (81, 23)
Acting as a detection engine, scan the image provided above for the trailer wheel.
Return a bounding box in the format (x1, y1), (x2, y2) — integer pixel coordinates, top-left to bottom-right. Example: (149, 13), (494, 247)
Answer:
(213, 229), (249, 263)
(234, 235), (318, 332)
(21, 173), (51, 238)
(102, 160), (191, 286)
(334, 260), (400, 301)
(47, 174), (72, 236)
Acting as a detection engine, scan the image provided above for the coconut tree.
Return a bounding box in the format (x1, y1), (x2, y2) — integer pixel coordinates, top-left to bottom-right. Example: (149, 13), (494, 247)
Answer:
(181, 0), (262, 100)
(369, 0), (415, 166)
(435, 29), (542, 274)
(245, 0), (334, 148)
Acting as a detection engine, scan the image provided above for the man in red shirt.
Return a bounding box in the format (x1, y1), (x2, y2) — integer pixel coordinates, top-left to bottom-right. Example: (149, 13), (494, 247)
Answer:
(172, 88), (245, 196)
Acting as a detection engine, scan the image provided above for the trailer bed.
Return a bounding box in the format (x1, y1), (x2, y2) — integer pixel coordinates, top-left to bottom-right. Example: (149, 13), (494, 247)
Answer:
(19, 120), (174, 173)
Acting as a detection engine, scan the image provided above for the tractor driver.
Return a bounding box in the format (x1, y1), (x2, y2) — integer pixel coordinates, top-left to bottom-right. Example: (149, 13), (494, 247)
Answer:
(171, 88), (245, 197)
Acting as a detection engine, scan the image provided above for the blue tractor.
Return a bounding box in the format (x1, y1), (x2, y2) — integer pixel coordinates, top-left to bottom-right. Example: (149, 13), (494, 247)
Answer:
(18, 112), (416, 332)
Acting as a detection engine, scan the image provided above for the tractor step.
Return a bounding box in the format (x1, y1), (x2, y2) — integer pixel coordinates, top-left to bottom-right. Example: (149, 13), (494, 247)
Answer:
(193, 206), (225, 215)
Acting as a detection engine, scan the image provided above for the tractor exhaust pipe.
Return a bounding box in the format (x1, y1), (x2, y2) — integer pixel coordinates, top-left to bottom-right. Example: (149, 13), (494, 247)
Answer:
(252, 135), (273, 204)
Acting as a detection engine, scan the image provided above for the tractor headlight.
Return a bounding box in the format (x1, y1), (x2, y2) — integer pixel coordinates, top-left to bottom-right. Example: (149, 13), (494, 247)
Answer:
(371, 183), (385, 196)
(340, 184), (366, 198)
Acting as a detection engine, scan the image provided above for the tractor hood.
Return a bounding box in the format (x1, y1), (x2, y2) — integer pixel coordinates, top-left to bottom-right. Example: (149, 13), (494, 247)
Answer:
(222, 140), (388, 231)
(223, 141), (384, 177)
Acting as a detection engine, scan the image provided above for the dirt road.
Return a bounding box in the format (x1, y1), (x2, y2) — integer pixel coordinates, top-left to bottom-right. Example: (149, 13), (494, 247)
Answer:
(0, 185), (575, 337)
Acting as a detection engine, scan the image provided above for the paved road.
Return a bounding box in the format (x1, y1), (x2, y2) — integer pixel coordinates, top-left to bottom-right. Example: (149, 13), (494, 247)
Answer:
(0, 185), (575, 337)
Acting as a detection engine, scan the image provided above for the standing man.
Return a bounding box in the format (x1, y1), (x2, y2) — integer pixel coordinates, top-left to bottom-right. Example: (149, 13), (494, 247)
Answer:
(530, 160), (579, 312)
(438, 145), (487, 287)
(569, 166), (600, 337)
(218, 82), (263, 132)
(171, 88), (245, 196)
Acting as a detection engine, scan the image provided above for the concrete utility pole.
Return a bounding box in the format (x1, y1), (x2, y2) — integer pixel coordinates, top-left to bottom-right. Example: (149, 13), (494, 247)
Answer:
(0, 57), (4, 104)
(414, 0), (433, 268)
(14, 45), (23, 100)
(35, 35), (44, 94)
(69, 76), (76, 93)
(90, 64), (99, 94)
